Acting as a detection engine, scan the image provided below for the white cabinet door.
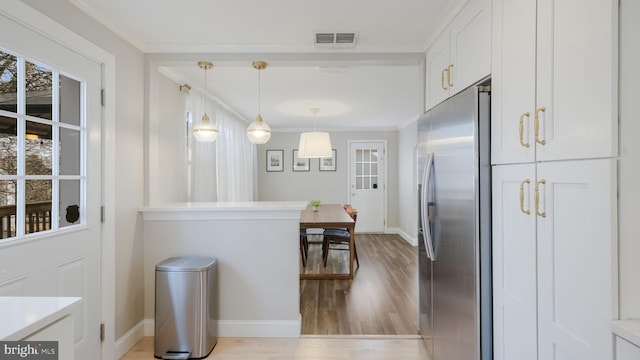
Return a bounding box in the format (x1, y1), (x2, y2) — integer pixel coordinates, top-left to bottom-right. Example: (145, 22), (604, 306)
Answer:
(490, 0), (536, 164)
(535, 0), (617, 162)
(450, 0), (491, 96)
(425, 0), (491, 112)
(491, 164), (538, 360)
(425, 30), (451, 111)
(616, 337), (640, 360)
(537, 159), (616, 360)
(492, 0), (617, 165)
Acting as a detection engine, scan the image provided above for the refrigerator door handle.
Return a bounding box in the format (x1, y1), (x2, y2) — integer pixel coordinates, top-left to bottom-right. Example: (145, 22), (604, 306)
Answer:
(421, 153), (436, 260)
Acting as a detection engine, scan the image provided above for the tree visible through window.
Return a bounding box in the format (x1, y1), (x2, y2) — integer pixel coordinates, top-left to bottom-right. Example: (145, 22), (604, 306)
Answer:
(0, 49), (84, 240)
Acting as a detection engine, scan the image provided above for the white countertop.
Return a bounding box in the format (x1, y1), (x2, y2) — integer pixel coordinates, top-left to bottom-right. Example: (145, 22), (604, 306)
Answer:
(140, 201), (308, 221)
(0, 296), (82, 340)
(613, 320), (640, 347)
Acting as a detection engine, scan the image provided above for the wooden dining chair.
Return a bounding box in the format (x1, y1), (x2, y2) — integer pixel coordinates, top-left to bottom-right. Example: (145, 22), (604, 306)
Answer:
(322, 205), (359, 267)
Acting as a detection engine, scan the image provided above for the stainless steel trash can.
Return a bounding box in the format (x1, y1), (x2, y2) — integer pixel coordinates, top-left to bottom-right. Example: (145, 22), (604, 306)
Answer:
(155, 256), (218, 359)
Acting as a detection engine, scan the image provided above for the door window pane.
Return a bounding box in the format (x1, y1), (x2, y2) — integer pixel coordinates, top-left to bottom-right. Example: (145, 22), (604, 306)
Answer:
(0, 180), (16, 239)
(0, 51), (17, 113)
(26, 61), (52, 120)
(59, 179), (80, 228)
(25, 121), (52, 175)
(0, 115), (17, 175)
(354, 147), (380, 190)
(60, 75), (81, 126)
(60, 127), (80, 175)
(25, 179), (51, 235)
(2, 48), (86, 241)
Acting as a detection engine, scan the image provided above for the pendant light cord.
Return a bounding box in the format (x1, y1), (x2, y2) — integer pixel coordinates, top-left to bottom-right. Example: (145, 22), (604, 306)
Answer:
(203, 66), (207, 116)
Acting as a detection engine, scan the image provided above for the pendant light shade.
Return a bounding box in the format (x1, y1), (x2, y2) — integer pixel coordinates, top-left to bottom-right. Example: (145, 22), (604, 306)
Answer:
(247, 61), (271, 144)
(193, 61), (218, 142)
(298, 108), (332, 158)
(247, 114), (271, 144)
(298, 131), (332, 158)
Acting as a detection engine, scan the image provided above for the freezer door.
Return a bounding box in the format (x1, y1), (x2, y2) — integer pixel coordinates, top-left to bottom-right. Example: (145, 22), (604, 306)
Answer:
(430, 85), (479, 360)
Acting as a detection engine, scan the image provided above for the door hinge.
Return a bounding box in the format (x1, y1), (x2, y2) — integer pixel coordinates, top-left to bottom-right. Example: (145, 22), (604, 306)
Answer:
(101, 89), (105, 106)
(100, 205), (105, 223)
(100, 323), (105, 342)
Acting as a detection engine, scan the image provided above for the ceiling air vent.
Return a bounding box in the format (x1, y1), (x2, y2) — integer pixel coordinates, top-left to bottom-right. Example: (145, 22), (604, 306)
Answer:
(314, 32), (358, 48)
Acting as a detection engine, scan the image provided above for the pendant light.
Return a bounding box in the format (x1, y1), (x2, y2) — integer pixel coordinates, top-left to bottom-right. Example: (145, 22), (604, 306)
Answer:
(247, 61), (272, 144)
(193, 61), (218, 142)
(298, 108), (332, 158)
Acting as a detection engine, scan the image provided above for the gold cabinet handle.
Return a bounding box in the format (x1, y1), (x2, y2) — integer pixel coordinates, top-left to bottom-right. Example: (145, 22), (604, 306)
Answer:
(519, 112), (531, 148)
(534, 107), (547, 145)
(441, 68), (448, 90)
(519, 179), (531, 215)
(535, 179), (546, 218)
(447, 64), (454, 87)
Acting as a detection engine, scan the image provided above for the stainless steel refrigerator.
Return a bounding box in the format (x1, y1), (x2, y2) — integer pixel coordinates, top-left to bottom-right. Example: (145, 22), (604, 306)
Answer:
(418, 80), (492, 360)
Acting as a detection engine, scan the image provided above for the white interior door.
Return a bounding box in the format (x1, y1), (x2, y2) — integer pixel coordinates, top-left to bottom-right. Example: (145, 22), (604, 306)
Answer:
(348, 141), (386, 233)
(0, 14), (102, 359)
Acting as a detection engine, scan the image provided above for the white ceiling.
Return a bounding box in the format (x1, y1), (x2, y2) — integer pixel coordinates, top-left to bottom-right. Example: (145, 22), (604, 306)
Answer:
(65, 0), (464, 131)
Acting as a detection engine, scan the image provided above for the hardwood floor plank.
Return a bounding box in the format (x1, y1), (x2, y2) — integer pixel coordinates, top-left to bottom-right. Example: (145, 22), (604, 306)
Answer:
(120, 336), (430, 360)
(301, 234), (418, 336)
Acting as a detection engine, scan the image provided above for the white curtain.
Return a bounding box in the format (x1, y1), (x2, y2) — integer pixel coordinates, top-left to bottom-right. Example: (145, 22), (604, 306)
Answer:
(189, 94), (218, 202)
(187, 89), (256, 202)
(214, 104), (256, 202)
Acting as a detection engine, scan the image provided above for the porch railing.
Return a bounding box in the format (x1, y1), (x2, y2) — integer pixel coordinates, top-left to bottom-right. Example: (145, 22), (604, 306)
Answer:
(0, 201), (52, 239)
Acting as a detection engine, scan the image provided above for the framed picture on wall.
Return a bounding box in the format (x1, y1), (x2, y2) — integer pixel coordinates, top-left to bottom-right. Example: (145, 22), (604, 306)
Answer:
(292, 149), (310, 172)
(266, 150), (284, 172)
(319, 149), (337, 171)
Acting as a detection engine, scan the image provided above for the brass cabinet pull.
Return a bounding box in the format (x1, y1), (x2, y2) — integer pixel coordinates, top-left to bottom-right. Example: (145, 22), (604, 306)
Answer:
(534, 107), (547, 145)
(441, 68), (448, 90)
(447, 64), (454, 87)
(519, 179), (531, 215)
(519, 112), (531, 148)
(535, 179), (547, 218)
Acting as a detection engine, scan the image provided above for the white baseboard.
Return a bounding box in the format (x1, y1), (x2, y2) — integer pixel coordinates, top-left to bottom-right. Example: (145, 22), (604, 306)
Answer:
(215, 315), (301, 337)
(115, 319), (150, 359)
(140, 314), (301, 338)
(386, 227), (417, 246)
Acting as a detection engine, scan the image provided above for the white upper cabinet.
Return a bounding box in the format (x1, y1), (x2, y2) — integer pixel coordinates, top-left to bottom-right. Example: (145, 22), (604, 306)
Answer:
(491, 0), (618, 165)
(425, 30), (452, 110)
(425, 0), (491, 111)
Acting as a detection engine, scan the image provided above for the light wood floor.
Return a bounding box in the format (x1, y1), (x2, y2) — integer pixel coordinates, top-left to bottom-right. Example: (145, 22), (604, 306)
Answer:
(300, 234), (419, 335)
(120, 336), (430, 360)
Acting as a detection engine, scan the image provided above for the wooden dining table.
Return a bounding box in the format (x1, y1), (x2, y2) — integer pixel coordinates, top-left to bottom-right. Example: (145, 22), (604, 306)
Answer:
(299, 204), (356, 280)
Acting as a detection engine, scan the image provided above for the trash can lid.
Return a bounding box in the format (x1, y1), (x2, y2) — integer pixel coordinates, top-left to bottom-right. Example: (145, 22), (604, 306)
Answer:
(156, 256), (217, 271)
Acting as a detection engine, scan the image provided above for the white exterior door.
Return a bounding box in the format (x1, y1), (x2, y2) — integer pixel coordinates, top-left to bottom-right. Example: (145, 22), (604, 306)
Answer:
(0, 14), (102, 359)
(348, 141), (386, 233)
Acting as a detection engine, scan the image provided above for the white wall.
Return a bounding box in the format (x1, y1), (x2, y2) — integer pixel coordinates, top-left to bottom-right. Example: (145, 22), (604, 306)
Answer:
(148, 70), (188, 205)
(141, 205), (303, 337)
(257, 130), (403, 229)
(22, 0), (146, 340)
(618, 0), (640, 320)
(398, 122), (418, 243)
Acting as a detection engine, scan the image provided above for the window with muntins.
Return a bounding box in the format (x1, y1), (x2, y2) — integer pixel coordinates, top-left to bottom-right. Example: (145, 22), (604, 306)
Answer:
(355, 148), (379, 190)
(0, 48), (85, 240)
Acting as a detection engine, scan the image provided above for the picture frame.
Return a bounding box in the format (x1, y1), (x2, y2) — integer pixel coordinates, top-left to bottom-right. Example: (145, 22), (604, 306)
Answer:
(319, 149), (337, 171)
(292, 149), (310, 172)
(266, 149), (284, 172)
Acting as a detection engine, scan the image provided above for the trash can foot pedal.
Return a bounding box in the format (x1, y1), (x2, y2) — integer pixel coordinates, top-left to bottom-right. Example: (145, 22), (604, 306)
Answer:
(161, 351), (191, 359)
